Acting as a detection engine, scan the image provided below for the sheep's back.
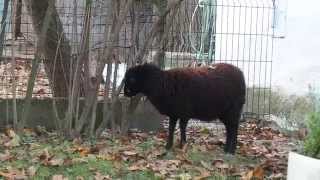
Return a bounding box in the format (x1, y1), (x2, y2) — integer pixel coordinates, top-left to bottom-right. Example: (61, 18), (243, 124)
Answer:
(156, 63), (245, 120)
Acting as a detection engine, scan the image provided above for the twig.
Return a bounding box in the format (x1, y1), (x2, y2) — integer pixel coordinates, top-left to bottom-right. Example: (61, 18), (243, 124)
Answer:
(10, 0), (18, 129)
(76, 0), (134, 133)
(67, 0), (92, 130)
(96, 0), (185, 135)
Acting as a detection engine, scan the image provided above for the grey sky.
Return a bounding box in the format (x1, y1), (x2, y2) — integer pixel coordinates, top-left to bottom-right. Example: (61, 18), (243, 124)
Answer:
(273, 0), (320, 94)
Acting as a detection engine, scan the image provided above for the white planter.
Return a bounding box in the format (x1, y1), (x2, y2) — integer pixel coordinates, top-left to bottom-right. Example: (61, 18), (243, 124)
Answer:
(287, 152), (320, 180)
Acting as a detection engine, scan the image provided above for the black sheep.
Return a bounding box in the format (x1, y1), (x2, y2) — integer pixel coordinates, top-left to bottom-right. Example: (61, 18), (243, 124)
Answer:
(123, 63), (246, 154)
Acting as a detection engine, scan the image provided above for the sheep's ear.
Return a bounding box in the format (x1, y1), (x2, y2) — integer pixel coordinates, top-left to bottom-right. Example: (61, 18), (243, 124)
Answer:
(136, 60), (142, 65)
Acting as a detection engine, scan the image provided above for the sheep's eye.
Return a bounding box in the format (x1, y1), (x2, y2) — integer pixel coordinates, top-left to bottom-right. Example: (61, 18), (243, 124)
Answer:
(129, 77), (136, 84)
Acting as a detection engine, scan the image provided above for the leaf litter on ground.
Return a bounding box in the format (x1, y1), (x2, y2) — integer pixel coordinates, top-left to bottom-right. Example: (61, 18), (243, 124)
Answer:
(0, 119), (299, 179)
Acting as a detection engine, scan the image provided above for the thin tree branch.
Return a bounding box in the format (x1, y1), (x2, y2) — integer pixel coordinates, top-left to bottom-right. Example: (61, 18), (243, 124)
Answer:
(96, 0), (185, 135)
(20, 0), (55, 129)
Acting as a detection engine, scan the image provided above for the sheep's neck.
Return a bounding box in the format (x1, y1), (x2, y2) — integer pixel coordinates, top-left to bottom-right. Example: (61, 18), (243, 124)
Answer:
(145, 70), (166, 93)
(142, 73), (171, 115)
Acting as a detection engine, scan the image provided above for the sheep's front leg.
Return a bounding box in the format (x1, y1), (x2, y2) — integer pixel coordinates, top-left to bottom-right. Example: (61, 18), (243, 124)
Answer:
(179, 118), (189, 148)
(165, 117), (178, 150)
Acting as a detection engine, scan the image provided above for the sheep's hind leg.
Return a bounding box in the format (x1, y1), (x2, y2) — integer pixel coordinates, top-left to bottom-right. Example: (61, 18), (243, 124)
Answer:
(222, 111), (241, 154)
(224, 122), (239, 154)
(165, 117), (178, 150)
(179, 118), (189, 148)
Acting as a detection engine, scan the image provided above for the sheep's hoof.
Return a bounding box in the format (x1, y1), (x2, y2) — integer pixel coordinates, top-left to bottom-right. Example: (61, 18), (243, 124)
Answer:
(223, 153), (236, 163)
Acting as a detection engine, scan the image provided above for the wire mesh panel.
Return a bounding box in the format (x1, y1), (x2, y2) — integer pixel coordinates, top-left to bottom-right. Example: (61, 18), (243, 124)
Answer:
(145, 0), (275, 118)
(213, 0), (275, 118)
(0, 0), (276, 121)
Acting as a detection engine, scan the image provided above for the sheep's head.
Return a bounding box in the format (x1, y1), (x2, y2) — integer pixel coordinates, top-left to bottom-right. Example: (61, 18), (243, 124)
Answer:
(123, 63), (161, 97)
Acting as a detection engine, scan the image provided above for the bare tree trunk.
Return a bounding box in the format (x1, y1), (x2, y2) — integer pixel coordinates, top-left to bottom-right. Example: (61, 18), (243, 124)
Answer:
(0, 0), (9, 60)
(25, 0), (77, 97)
(21, 0), (55, 129)
(154, 0), (167, 69)
(14, 0), (22, 39)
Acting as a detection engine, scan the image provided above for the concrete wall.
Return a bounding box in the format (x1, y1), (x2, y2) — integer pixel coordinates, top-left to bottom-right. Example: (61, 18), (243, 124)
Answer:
(0, 98), (164, 132)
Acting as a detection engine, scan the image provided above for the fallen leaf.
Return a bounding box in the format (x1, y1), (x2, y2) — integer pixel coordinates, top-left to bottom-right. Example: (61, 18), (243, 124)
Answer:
(194, 167), (211, 180)
(27, 166), (38, 177)
(0, 150), (11, 162)
(48, 158), (64, 166)
(76, 176), (85, 180)
(122, 150), (138, 156)
(94, 172), (111, 180)
(242, 165), (264, 180)
(52, 174), (68, 180)
(0, 168), (28, 180)
(176, 152), (192, 164)
(71, 157), (89, 164)
(4, 130), (21, 147)
(148, 160), (181, 175)
(39, 148), (51, 162)
(200, 160), (214, 171)
(269, 172), (285, 179)
(128, 165), (140, 171)
(182, 143), (188, 153)
(177, 173), (192, 180)
(73, 146), (91, 157)
(212, 159), (229, 170)
(128, 160), (147, 171)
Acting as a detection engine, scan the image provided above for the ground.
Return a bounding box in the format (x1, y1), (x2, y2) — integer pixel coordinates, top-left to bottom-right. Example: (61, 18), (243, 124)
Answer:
(0, 120), (300, 180)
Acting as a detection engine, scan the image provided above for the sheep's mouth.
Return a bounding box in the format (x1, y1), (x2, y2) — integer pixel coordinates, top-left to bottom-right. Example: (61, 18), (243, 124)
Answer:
(124, 87), (137, 97)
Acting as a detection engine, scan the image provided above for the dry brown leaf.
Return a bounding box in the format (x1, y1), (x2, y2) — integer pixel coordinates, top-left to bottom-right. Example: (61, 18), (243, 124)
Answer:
(200, 161), (214, 171)
(27, 166), (38, 177)
(71, 157), (89, 164)
(153, 148), (167, 157)
(97, 153), (115, 161)
(242, 165), (264, 180)
(194, 167), (211, 180)
(63, 158), (73, 166)
(0, 150), (11, 162)
(94, 172), (111, 180)
(176, 152), (192, 164)
(128, 165), (140, 171)
(0, 169), (28, 180)
(73, 146), (91, 157)
(177, 173), (192, 180)
(269, 172), (285, 179)
(128, 160), (148, 171)
(39, 148), (51, 162)
(48, 158), (64, 166)
(156, 131), (167, 139)
(4, 130), (21, 147)
(76, 176), (85, 180)
(52, 174), (68, 180)
(148, 159), (181, 175)
(113, 160), (122, 170)
(205, 143), (216, 151)
(122, 150), (138, 156)
(182, 143), (188, 153)
(213, 159), (229, 170)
